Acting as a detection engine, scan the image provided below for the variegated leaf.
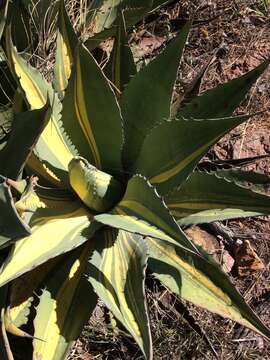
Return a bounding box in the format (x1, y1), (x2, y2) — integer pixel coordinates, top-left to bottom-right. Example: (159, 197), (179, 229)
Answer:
(105, 13), (137, 94)
(0, 286), (10, 360)
(6, 27), (75, 186)
(148, 238), (270, 340)
(54, 0), (78, 97)
(0, 0), (8, 40)
(85, 0), (153, 50)
(8, 256), (60, 328)
(88, 227), (152, 359)
(121, 23), (191, 171)
(179, 59), (270, 118)
(89, 0), (122, 34)
(0, 181), (30, 249)
(0, 104), (51, 179)
(165, 171), (270, 225)
(33, 243), (97, 360)
(131, 114), (252, 195)
(61, 43), (123, 176)
(0, 189), (99, 287)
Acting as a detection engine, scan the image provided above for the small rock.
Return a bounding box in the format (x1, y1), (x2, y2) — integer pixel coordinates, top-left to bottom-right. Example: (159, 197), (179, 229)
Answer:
(184, 226), (234, 273)
(222, 251), (235, 273)
(185, 226), (219, 255)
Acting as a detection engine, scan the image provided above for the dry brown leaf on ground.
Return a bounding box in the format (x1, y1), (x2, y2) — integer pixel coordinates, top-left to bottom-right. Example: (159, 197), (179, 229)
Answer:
(234, 239), (265, 276)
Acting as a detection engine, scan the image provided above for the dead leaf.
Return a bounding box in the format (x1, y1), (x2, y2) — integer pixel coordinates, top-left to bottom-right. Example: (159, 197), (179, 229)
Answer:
(234, 240), (265, 277)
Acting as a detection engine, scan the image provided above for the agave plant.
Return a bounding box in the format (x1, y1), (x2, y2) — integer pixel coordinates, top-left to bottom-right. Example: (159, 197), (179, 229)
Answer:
(0, 1), (270, 359)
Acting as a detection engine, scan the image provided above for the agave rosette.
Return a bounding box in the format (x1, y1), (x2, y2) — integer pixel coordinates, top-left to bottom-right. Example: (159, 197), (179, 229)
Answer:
(0, 1), (270, 359)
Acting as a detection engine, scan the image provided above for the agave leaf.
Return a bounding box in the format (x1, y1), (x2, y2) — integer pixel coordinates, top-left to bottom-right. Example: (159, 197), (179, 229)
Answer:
(148, 238), (270, 340)
(0, 0), (9, 40)
(4, 308), (34, 339)
(132, 114), (252, 195)
(197, 154), (270, 172)
(88, 227), (152, 359)
(61, 43), (123, 176)
(12, 88), (27, 114)
(151, 0), (176, 10)
(0, 105), (13, 149)
(8, 256), (60, 328)
(120, 0), (153, 25)
(88, 0), (104, 14)
(0, 181), (30, 248)
(26, 154), (67, 189)
(0, 337), (9, 359)
(122, 23), (191, 170)
(86, 0), (170, 42)
(180, 209), (265, 226)
(90, 0), (122, 34)
(0, 60), (17, 107)
(165, 171), (270, 225)
(8, 0), (33, 53)
(33, 243), (97, 360)
(0, 190), (99, 287)
(213, 169), (270, 187)
(0, 103), (51, 178)
(5, 27), (75, 186)
(0, 286), (10, 360)
(68, 156), (124, 213)
(85, 0), (153, 47)
(206, 168), (270, 201)
(95, 175), (198, 252)
(8, 291), (32, 330)
(181, 57), (213, 106)
(84, 28), (115, 51)
(179, 59), (270, 118)
(54, 0), (78, 97)
(105, 13), (137, 95)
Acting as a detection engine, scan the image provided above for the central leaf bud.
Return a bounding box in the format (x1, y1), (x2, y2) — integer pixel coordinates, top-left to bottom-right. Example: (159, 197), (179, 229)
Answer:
(68, 157), (123, 213)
